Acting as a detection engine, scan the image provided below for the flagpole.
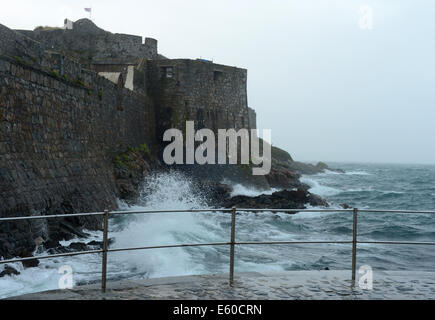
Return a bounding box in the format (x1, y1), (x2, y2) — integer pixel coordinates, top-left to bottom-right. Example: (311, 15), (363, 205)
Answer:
(84, 7), (92, 20)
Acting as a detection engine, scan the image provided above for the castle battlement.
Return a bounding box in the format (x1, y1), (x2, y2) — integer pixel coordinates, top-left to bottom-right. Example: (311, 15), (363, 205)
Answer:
(15, 19), (158, 67)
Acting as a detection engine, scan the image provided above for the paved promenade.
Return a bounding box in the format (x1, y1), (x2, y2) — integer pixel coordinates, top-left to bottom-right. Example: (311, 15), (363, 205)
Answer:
(7, 270), (435, 300)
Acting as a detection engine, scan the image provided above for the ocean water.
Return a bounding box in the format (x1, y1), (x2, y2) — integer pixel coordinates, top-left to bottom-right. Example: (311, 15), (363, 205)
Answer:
(1, 163), (435, 298)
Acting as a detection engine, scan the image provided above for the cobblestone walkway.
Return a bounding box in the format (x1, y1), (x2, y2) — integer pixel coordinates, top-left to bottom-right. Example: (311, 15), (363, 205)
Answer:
(7, 270), (435, 300)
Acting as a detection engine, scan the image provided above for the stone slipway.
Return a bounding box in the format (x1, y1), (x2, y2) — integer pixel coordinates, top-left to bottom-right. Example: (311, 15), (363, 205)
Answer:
(6, 270), (435, 300)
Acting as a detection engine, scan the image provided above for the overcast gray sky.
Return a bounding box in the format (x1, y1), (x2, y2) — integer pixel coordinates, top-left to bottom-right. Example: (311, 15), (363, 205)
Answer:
(2, 0), (435, 164)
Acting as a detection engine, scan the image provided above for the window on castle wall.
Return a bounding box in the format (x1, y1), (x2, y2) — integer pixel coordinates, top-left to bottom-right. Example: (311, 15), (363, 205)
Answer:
(165, 67), (174, 78)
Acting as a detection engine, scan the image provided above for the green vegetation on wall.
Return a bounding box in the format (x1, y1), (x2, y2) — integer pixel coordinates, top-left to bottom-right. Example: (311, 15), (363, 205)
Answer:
(113, 143), (150, 169)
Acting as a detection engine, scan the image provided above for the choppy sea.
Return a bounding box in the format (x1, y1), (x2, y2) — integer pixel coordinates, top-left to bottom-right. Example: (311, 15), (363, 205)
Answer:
(1, 162), (435, 298)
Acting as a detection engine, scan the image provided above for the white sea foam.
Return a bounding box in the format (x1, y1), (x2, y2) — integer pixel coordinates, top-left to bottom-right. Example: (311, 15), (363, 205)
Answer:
(381, 190), (405, 195)
(110, 172), (215, 278)
(322, 169), (341, 175)
(300, 176), (341, 197)
(316, 169), (371, 176)
(344, 170), (372, 176)
(347, 188), (374, 192)
(229, 183), (280, 197)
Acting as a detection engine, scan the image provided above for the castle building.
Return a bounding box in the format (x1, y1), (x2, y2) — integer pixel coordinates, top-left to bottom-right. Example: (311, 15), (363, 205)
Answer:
(12, 18), (256, 139)
(0, 18), (260, 259)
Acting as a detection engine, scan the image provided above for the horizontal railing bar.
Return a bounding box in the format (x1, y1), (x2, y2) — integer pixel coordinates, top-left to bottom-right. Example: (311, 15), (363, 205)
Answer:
(0, 249), (103, 265)
(234, 208), (354, 213)
(107, 242), (231, 253)
(2, 208), (435, 223)
(0, 212), (105, 222)
(358, 241), (435, 246)
(110, 240), (354, 254)
(109, 209), (233, 215)
(236, 241), (353, 245)
(4, 239), (434, 266)
(357, 209), (435, 214)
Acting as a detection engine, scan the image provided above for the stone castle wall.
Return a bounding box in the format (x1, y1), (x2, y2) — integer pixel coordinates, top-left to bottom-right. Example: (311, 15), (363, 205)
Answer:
(16, 19), (158, 67)
(0, 56), (156, 258)
(147, 59), (250, 142)
(0, 19), (257, 259)
(248, 107), (257, 130)
(0, 24), (44, 66)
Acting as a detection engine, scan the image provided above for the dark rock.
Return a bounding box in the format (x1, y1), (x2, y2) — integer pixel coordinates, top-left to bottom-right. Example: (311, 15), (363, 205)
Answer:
(67, 242), (88, 252)
(113, 148), (158, 202)
(47, 219), (91, 243)
(46, 237), (116, 255)
(197, 181), (233, 207)
(223, 189), (329, 211)
(287, 161), (344, 175)
(87, 238), (114, 248)
(308, 193), (330, 207)
(172, 163), (270, 191)
(86, 240), (103, 247)
(316, 162), (345, 173)
(214, 183), (232, 199)
(43, 239), (60, 249)
(315, 162), (329, 171)
(19, 249), (39, 268)
(0, 265), (20, 277)
(265, 167), (308, 190)
(22, 259), (39, 268)
(47, 246), (69, 255)
(341, 203), (351, 209)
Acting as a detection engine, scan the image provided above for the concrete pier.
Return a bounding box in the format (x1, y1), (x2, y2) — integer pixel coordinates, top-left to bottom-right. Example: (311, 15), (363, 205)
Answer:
(6, 270), (435, 300)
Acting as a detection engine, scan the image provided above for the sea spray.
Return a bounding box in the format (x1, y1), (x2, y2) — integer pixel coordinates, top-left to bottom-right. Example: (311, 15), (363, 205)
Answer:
(299, 176), (341, 197)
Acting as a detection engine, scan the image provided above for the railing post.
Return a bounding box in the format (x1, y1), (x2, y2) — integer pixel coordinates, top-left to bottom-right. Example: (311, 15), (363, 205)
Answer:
(351, 207), (358, 287)
(229, 207), (236, 286)
(101, 209), (109, 293)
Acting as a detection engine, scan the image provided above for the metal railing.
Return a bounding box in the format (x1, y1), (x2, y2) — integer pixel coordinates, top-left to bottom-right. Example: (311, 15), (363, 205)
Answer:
(1, 207), (435, 293)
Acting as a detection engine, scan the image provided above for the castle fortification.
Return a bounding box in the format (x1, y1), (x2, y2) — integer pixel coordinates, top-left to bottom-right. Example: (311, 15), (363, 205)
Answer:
(0, 19), (256, 259)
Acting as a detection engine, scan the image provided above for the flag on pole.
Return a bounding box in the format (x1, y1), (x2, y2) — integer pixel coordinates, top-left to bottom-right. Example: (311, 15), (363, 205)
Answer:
(84, 7), (92, 20)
